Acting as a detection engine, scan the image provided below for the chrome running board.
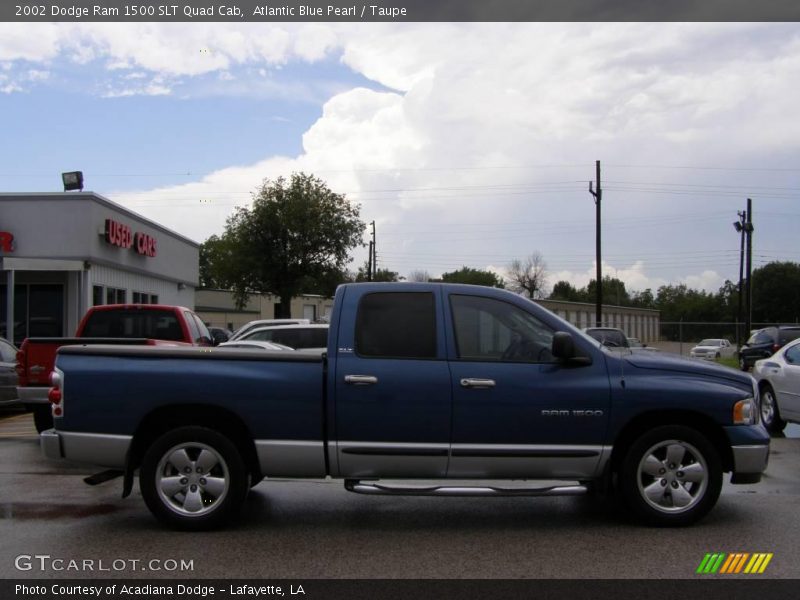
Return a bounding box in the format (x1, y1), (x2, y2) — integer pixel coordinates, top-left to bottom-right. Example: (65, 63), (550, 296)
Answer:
(344, 480), (588, 497)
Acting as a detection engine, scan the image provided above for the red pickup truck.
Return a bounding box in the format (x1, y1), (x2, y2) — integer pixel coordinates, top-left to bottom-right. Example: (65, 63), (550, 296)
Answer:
(16, 304), (212, 431)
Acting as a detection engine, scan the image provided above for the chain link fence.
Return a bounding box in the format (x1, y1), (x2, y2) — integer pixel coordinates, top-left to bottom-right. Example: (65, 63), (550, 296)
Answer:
(655, 321), (800, 357)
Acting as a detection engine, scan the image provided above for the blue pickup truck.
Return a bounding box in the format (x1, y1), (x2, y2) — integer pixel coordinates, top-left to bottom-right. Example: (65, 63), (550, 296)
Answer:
(41, 283), (769, 530)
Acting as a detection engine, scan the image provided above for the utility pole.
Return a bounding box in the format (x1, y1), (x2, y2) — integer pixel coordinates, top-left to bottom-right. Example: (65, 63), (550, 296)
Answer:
(744, 198), (754, 335)
(371, 220), (377, 278)
(734, 209), (746, 348)
(589, 160), (602, 327)
(367, 241), (374, 281)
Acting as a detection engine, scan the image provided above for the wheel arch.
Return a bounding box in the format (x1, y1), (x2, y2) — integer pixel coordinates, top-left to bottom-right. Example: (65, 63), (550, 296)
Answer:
(609, 410), (734, 476)
(124, 404), (261, 492)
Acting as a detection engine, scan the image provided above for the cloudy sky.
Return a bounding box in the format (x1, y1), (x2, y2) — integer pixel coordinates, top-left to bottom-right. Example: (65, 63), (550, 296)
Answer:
(1, 22), (799, 294)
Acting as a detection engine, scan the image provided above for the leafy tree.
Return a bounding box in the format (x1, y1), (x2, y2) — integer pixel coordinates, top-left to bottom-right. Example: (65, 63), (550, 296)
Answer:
(441, 266), (505, 288)
(752, 261), (800, 323)
(354, 260), (400, 282)
(203, 173), (365, 316)
(586, 276), (630, 307)
(549, 280), (583, 302)
(507, 252), (547, 299)
(630, 288), (655, 309)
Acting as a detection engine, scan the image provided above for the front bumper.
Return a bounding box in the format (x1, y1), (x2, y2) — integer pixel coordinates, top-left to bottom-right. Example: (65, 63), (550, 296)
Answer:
(730, 444), (770, 484)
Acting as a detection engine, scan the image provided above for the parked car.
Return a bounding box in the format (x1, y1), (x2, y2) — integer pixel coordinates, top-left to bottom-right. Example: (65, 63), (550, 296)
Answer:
(690, 339), (735, 361)
(738, 326), (800, 371)
(207, 326), (232, 346)
(627, 337), (658, 352)
(238, 324), (329, 351)
(0, 338), (19, 407)
(43, 283), (768, 530)
(583, 327), (630, 348)
(229, 319), (311, 342)
(16, 304), (212, 432)
(753, 338), (800, 434)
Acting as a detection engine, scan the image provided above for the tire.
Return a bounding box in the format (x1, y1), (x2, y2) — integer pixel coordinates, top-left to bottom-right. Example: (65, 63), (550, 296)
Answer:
(619, 425), (722, 526)
(140, 426), (248, 530)
(739, 356), (748, 371)
(760, 385), (786, 434)
(32, 405), (53, 433)
(715, 353), (721, 359)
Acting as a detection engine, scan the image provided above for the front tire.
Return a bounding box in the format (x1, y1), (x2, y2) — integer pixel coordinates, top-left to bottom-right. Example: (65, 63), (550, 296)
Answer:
(619, 425), (722, 526)
(140, 426), (248, 530)
(760, 385), (786, 434)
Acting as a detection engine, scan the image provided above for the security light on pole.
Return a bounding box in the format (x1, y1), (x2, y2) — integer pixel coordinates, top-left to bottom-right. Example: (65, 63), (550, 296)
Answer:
(62, 171), (84, 192)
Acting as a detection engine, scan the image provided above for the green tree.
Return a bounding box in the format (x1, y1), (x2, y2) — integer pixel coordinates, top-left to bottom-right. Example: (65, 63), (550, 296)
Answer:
(549, 280), (582, 302)
(440, 266), (505, 288)
(204, 173), (365, 316)
(752, 261), (800, 323)
(354, 260), (400, 282)
(586, 276), (630, 306)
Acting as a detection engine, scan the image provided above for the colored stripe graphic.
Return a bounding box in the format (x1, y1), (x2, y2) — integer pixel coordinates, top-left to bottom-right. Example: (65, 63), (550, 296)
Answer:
(698, 552), (773, 574)
(697, 553), (726, 573)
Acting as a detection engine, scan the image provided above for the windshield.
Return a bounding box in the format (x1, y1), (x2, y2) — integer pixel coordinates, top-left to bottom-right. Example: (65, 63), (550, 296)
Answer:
(698, 339), (720, 346)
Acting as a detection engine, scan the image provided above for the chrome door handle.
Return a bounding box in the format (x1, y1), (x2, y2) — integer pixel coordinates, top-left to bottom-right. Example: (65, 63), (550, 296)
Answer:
(460, 378), (496, 389)
(345, 375), (378, 385)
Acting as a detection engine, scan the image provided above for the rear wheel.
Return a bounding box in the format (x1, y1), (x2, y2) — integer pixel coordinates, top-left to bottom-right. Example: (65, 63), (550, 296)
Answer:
(619, 425), (722, 526)
(32, 405), (53, 433)
(739, 356), (748, 371)
(760, 385), (786, 434)
(140, 426), (248, 530)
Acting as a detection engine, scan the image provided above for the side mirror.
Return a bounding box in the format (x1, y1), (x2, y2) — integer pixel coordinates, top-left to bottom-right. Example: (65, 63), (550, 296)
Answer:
(552, 331), (592, 366)
(552, 331), (575, 360)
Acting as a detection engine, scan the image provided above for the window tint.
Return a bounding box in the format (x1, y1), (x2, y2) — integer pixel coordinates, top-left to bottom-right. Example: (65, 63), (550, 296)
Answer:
(355, 292), (437, 359)
(450, 295), (555, 362)
(82, 309), (184, 341)
(184, 311), (200, 341)
(784, 344), (800, 365)
(748, 330), (774, 345)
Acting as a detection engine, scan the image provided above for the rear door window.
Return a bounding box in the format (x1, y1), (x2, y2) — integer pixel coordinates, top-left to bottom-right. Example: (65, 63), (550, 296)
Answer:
(355, 292), (437, 359)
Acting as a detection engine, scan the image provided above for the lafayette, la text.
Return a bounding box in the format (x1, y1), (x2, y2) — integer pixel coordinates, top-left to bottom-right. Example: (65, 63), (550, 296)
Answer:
(16, 584), (306, 597)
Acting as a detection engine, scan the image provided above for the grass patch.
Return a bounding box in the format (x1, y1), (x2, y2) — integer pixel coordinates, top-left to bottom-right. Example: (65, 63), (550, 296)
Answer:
(717, 357), (740, 371)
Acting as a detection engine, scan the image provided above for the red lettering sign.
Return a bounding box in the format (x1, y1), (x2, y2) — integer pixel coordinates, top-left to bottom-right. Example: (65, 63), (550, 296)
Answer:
(0, 231), (13, 253)
(104, 218), (157, 258)
(135, 232), (158, 257)
(104, 219), (133, 249)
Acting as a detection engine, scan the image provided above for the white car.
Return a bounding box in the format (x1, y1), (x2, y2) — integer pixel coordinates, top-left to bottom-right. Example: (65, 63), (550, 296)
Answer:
(229, 318), (311, 341)
(217, 340), (294, 352)
(238, 323), (329, 352)
(689, 339), (734, 360)
(753, 338), (800, 434)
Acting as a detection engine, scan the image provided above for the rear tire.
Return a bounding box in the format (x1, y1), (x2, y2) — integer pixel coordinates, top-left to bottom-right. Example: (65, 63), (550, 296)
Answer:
(760, 385), (786, 434)
(140, 426), (248, 530)
(32, 405), (53, 433)
(619, 425), (722, 526)
(739, 356), (748, 371)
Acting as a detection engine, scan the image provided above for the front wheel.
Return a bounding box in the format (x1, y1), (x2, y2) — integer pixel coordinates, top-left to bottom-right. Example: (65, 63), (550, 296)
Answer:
(140, 426), (248, 530)
(619, 425), (722, 526)
(760, 386), (786, 434)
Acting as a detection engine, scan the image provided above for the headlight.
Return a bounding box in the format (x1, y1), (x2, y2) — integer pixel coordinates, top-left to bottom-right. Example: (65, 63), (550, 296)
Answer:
(733, 398), (757, 425)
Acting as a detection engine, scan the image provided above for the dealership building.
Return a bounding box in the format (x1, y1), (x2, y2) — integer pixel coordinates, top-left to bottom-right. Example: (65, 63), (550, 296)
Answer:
(1, 192), (199, 345)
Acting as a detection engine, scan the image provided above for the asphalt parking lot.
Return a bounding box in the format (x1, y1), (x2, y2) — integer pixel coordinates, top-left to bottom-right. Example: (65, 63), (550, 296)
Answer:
(1, 412), (798, 581)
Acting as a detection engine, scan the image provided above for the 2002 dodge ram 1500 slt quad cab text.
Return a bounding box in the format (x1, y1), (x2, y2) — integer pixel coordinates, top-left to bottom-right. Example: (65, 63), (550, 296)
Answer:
(41, 283), (769, 530)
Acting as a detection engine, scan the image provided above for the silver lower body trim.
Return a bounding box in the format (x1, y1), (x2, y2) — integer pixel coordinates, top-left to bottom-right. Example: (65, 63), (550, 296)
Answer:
(731, 444), (769, 474)
(448, 443), (607, 479)
(57, 431), (132, 468)
(345, 480), (589, 497)
(337, 441), (450, 478)
(255, 440), (326, 477)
